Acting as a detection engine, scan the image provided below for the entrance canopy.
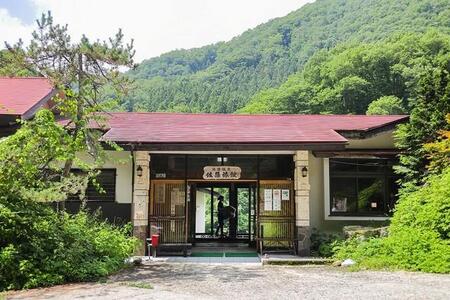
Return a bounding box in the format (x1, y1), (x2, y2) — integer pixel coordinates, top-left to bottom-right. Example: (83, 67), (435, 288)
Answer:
(86, 112), (408, 150)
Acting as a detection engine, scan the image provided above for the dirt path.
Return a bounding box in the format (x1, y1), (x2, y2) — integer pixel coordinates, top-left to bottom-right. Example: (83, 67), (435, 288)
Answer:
(6, 263), (450, 300)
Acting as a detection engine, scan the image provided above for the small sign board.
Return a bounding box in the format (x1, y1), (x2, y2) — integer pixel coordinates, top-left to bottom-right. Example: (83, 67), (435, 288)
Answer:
(203, 166), (241, 180)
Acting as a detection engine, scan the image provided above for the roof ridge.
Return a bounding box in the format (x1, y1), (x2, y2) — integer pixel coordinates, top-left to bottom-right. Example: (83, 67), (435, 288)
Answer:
(0, 76), (48, 80)
(104, 111), (408, 118)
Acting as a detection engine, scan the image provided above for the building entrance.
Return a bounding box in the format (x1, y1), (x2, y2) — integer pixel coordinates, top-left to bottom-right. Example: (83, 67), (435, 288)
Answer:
(149, 154), (296, 254)
(189, 182), (256, 244)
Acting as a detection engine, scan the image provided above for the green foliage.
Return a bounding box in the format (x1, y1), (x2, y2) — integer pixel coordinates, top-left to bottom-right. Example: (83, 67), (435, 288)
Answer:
(122, 0), (450, 113)
(0, 13), (138, 291)
(310, 230), (343, 257)
(334, 168), (450, 273)
(6, 12), (135, 186)
(394, 39), (450, 185)
(424, 115), (450, 174)
(0, 50), (35, 76)
(0, 110), (87, 201)
(0, 110), (138, 291)
(242, 31), (450, 115)
(366, 96), (407, 115)
(0, 199), (137, 291)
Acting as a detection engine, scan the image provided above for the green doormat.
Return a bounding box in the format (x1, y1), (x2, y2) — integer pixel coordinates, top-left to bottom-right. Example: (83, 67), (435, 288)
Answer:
(190, 252), (259, 257)
(225, 252), (259, 257)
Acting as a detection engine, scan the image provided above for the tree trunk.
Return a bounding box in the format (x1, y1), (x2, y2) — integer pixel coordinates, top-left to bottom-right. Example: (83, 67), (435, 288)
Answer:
(60, 53), (84, 211)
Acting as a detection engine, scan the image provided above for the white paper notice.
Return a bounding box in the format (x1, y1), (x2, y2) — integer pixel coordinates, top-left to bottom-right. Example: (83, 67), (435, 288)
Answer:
(281, 189), (290, 201)
(264, 189), (273, 211)
(273, 189), (281, 201)
(170, 189), (177, 205)
(272, 189), (281, 211)
(155, 184), (165, 203)
(273, 197), (281, 211)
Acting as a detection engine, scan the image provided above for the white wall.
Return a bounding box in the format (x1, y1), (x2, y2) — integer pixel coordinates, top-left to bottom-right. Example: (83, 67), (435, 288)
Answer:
(75, 151), (133, 204)
(347, 130), (396, 149)
(308, 151), (324, 230)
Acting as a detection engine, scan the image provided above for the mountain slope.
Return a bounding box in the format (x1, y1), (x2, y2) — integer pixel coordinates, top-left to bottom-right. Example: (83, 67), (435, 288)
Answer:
(123, 0), (450, 113)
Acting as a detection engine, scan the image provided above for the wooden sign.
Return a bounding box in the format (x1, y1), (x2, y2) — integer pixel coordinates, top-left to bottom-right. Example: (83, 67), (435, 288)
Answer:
(203, 166), (241, 180)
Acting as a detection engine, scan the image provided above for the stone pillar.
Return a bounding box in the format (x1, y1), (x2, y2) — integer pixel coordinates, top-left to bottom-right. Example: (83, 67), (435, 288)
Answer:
(294, 150), (311, 256)
(132, 151), (150, 255)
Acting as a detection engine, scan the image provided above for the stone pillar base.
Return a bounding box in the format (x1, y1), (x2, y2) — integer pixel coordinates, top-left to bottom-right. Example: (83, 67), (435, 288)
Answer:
(133, 225), (148, 256)
(296, 226), (311, 256)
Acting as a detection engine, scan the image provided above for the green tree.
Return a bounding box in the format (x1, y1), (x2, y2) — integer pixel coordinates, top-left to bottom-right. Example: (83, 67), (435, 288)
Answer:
(424, 114), (450, 175)
(0, 13), (138, 291)
(395, 45), (450, 185)
(242, 31), (449, 116)
(5, 12), (135, 207)
(0, 50), (35, 76)
(366, 96), (407, 115)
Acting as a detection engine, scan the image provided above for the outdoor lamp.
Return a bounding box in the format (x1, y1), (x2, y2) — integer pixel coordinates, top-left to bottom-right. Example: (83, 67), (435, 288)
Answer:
(301, 166), (308, 177)
(136, 165), (143, 177)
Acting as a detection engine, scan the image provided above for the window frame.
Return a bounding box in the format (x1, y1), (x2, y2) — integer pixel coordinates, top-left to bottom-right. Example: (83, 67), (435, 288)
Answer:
(323, 158), (394, 221)
(67, 168), (117, 202)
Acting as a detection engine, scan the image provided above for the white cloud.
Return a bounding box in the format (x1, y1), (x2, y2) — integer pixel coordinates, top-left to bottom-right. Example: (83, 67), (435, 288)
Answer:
(0, 8), (34, 47)
(2, 0), (314, 62)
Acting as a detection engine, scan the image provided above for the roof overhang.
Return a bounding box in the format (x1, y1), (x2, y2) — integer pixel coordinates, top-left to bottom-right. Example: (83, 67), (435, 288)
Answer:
(313, 149), (401, 158)
(337, 116), (409, 139)
(21, 88), (58, 120)
(114, 141), (347, 151)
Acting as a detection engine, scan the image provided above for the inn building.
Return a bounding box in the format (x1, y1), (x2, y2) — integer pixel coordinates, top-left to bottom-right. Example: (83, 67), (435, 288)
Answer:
(0, 77), (408, 256)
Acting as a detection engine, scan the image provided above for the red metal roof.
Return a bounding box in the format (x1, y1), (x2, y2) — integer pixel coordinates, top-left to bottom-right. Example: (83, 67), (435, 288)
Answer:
(0, 77), (54, 116)
(93, 112), (408, 144)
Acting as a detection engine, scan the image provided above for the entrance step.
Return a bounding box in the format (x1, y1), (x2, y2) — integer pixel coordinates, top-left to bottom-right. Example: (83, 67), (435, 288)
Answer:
(192, 243), (255, 255)
(148, 256), (261, 264)
(261, 255), (332, 265)
(191, 252), (259, 258)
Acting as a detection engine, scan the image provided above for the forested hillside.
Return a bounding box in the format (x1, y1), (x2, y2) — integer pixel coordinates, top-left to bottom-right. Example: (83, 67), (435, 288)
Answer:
(122, 0), (450, 113)
(240, 31), (450, 115)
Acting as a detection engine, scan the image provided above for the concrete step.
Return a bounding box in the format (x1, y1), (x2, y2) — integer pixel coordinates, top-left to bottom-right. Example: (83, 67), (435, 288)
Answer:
(261, 255), (332, 265)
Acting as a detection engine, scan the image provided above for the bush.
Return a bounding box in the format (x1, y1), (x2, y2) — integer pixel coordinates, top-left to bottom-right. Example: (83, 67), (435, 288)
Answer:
(0, 197), (138, 291)
(310, 229), (343, 257)
(334, 168), (450, 273)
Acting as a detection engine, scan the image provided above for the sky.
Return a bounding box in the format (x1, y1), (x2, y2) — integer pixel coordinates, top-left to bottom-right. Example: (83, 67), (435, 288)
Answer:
(0, 0), (313, 62)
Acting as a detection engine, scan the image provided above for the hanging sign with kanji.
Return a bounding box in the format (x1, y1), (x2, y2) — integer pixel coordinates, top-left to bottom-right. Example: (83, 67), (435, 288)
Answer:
(203, 166), (241, 180)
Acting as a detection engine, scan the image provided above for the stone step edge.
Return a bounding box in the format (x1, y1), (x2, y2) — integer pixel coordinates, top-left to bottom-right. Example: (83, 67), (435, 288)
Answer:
(261, 258), (332, 266)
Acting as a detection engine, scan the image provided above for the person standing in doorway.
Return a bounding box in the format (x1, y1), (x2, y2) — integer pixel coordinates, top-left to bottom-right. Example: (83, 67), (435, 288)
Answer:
(215, 195), (225, 238)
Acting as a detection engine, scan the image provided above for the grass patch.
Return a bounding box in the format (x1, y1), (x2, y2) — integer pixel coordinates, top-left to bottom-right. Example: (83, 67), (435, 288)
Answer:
(119, 281), (153, 289)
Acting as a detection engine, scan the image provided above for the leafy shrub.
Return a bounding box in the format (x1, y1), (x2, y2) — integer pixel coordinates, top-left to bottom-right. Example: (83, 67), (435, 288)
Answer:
(0, 197), (138, 291)
(310, 229), (343, 257)
(334, 167), (450, 273)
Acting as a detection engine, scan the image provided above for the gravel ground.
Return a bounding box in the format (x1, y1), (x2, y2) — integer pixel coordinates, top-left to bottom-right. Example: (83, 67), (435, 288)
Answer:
(6, 263), (450, 300)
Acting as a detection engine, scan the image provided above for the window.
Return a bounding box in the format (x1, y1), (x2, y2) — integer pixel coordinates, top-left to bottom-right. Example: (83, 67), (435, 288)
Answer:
(68, 169), (116, 202)
(259, 155), (294, 180)
(328, 158), (398, 217)
(151, 155), (186, 179)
